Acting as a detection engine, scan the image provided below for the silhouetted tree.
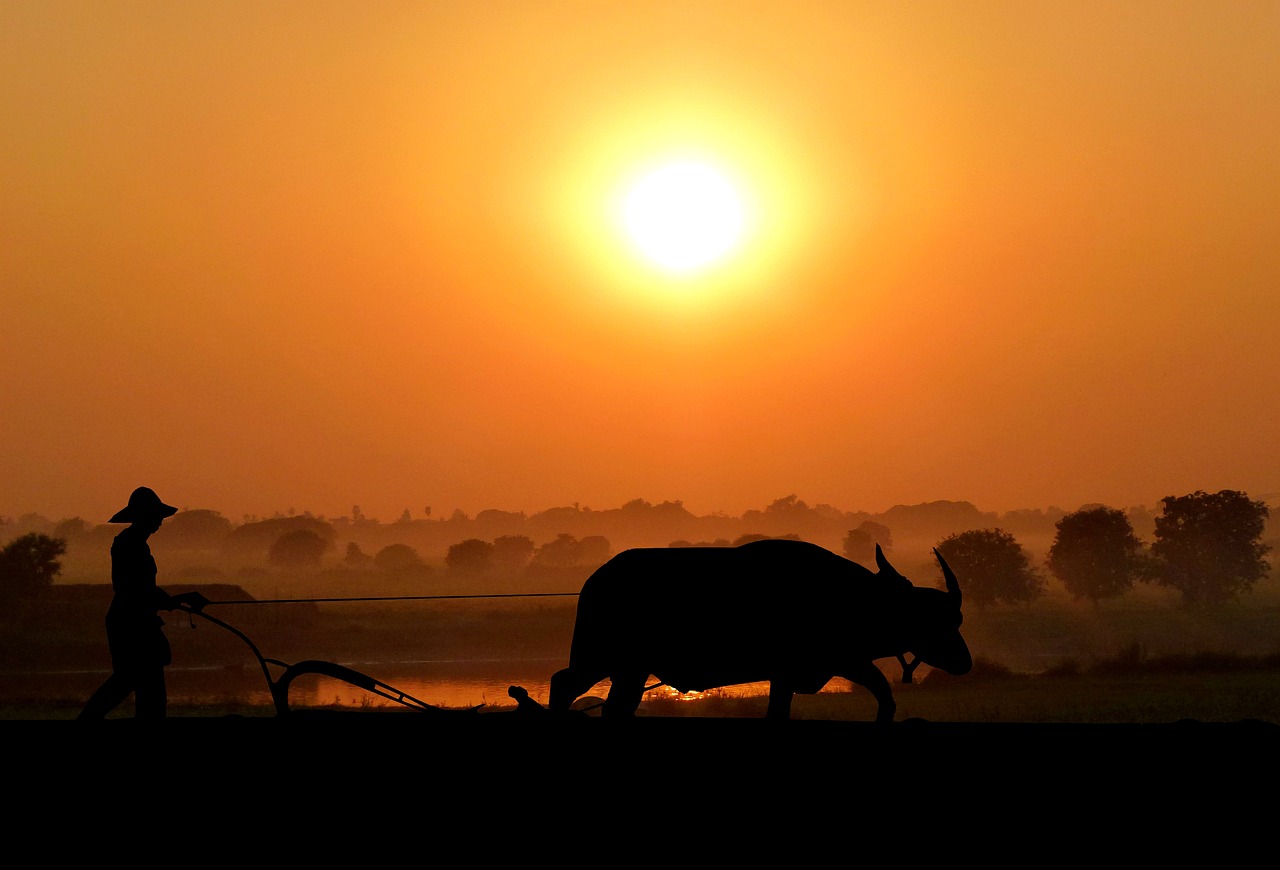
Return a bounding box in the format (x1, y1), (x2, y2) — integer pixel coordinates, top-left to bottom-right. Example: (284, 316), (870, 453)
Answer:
(862, 521), (892, 549)
(224, 515), (335, 561)
(765, 494), (807, 514)
(576, 535), (612, 567)
(843, 527), (874, 563)
(1046, 506), (1149, 605)
(53, 517), (91, 541)
(446, 538), (495, 574)
(343, 541), (372, 567)
(1149, 490), (1271, 605)
(532, 534), (575, 568)
(374, 544), (427, 576)
(11, 513), (52, 536)
(531, 533), (611, 568)
(936, 528), (1043, 607)
(268, 529), (329, 569)
(732, 533), (802, 547)
(842, 521), (892, 564)
(155, 509), (234, 549)
(0, 532), (66, 604)
(493, 535), (535, 569)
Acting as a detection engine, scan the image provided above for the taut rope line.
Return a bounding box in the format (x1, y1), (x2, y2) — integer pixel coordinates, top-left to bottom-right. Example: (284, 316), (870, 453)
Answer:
(204, 592), (580, 606)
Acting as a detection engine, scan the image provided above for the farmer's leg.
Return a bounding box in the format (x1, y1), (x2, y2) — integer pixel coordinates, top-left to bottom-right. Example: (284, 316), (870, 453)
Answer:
(133, 664), (168, 719)
(77, 673), (133, 720)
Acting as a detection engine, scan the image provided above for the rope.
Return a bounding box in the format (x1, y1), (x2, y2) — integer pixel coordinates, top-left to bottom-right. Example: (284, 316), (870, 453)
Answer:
(205, 592), (580, 605)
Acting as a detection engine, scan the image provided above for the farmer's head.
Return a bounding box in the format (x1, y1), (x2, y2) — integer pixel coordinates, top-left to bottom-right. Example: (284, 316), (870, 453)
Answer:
(109, 486), (179, 531)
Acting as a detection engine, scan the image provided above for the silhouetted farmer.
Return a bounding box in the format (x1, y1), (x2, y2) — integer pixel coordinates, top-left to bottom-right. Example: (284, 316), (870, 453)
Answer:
(78, 487), (208, 719)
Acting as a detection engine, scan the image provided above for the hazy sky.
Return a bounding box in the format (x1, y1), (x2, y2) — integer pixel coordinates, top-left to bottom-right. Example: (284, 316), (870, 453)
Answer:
(4, 2), (1278, 524)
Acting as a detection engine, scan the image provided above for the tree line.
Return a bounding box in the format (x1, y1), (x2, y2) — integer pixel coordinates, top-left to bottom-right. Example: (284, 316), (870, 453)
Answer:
(1, 488), (1270, 609)
(923, 490), (1271, 607)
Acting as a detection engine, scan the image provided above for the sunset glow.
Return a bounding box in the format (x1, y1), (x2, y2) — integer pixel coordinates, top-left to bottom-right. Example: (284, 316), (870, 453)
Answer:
(1, 2), (1277, 524)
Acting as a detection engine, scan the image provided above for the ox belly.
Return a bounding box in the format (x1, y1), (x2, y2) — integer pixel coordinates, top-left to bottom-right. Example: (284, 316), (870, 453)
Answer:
(569, 552), (853, 695)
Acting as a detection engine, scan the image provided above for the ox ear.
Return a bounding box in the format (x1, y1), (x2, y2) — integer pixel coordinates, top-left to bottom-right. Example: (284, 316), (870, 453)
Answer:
(934, 548), (962, 606)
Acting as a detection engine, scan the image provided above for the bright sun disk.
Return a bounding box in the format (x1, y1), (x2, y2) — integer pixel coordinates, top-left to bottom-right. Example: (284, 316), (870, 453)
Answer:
(621, 161), (746, 273)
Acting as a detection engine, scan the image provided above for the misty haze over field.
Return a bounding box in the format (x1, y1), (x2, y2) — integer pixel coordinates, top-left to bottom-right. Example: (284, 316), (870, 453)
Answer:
(8, 493), (1277, 598)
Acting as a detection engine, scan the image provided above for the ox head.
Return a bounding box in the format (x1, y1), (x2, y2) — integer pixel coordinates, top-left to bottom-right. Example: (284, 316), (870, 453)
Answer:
(875, 545), (972, 678)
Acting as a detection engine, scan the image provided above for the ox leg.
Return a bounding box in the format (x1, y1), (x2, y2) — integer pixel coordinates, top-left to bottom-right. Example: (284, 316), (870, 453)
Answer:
(549, 666), (605, 713)
(601, 671), (648, 718)
(846, 662), (896, 724)
(766, 682), (794, 720)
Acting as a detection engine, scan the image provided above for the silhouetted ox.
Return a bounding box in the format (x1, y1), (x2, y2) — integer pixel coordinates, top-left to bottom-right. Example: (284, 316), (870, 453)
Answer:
(548, 539), (971, 721)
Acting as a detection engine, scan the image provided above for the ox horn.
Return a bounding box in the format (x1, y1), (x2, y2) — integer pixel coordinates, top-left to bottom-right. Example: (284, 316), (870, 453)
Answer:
(934, 548), (962, 605)
(874, 543), (897, 576)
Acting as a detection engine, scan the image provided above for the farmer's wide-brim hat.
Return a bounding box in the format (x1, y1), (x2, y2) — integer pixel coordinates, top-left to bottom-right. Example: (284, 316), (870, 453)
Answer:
(109, 486), (179, 523)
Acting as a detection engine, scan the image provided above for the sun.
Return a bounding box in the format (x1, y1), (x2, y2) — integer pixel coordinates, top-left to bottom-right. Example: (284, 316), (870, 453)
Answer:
(620, 161), (746, 273)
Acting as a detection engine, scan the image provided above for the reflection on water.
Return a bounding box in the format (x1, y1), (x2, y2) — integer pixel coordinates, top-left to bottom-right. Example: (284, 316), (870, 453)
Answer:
(184, 660), (768, 711)
(193, 659), (773, 710)
(161, 660), (762, 711)
(8, 659), (774, 712)
(270, 658), (570, 710)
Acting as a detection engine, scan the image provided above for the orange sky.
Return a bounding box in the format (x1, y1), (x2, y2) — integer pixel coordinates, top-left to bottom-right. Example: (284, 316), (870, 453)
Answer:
(3, 2), (1278, 524)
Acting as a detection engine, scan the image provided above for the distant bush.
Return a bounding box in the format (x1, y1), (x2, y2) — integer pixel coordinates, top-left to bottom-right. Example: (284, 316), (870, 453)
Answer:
(1046, 506), (1148, 605)
(921, 656), (1013, 683)
(1095, 640), (1147, 673)
(732, 533), (801, 546)
(1041, 658), (1082, 678)
(531, 534), (612, 569)
(343, 541), (372, 567)
(1089, 648), (1280, 676)
(268, 529), (329, 569)
(492, 535), (534, 569)
(446, 538), (495, 574)
(375, 543), (427, 575)
(936, 528), (1044, 607)
(1149, 489), (1271, 605)
(0, 532), (66, 603)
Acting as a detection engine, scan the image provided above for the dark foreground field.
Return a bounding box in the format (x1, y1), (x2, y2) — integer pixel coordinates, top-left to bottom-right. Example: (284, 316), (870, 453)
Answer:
(10, 588), (1280, 851)
(15, 712), (1275, 857)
